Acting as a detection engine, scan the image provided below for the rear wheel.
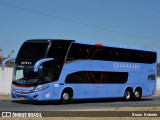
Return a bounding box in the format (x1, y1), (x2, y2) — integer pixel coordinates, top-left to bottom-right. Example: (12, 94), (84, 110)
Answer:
(61, 91), (73, 104)
(133, 89), (142, 101)
(124, 89), (132, 101)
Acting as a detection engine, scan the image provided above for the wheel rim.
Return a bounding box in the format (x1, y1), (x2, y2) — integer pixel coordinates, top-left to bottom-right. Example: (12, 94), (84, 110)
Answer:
(63, 93), (69, 101)
(125, 91), (130, 99)
(135, 91), (140, 98)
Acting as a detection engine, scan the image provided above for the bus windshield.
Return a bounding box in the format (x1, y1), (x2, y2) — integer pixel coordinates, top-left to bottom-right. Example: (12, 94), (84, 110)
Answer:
(13, 65), (56, 86)
(13, 65), (41, 86)
(17, 41), (49, 60)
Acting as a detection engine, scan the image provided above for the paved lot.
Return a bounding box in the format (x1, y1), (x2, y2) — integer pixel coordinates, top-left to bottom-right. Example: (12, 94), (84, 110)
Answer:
(0, 96), (160, 111)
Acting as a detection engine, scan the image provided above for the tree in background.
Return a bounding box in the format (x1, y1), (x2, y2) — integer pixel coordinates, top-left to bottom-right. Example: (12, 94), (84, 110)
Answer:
(0, 49), (15, 67)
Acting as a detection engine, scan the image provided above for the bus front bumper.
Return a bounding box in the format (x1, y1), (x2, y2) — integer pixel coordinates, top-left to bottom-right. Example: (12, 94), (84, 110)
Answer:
(11, 86), (60, 101)
(11, 90), (43, 100)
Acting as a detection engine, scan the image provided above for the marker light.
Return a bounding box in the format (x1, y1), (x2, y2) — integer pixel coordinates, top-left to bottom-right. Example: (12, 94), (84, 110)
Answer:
(95, 43), (103, 46)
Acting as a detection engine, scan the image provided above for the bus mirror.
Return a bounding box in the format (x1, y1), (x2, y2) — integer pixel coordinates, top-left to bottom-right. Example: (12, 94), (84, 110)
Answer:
(2, 57), (16, 70)
(34, 58), (54, 72)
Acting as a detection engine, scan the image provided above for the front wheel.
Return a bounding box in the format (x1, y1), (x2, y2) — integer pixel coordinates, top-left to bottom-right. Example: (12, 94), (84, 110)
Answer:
(61, 91), (72, 104)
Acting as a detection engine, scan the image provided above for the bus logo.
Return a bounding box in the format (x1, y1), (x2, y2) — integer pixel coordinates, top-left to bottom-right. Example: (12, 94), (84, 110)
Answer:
(114, 63), (140, 70)
(21, 61), (32, 65)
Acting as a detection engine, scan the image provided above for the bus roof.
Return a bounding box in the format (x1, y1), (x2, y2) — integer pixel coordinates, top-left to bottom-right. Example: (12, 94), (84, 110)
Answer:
(76, 40), (157, 53)
(26, 39), (157, 53)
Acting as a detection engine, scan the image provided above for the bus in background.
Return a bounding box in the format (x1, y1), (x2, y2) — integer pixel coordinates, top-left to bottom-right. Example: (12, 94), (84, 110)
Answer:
(2, 39), (157, 104)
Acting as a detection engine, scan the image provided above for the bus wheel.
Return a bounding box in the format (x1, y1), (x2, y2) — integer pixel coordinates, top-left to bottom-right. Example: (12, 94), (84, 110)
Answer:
(124, 89), (132, 101)
(61, 91), (72, 104)
(133, 89), (142, 101)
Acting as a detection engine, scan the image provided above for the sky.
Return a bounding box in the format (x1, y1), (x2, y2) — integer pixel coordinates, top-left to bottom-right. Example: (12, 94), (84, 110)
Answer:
(0, 0), (160, 61)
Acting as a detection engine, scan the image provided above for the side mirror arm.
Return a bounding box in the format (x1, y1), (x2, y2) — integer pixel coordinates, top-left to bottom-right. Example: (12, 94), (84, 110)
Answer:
(2, 57), (16, 70)
(34, 58), (54, 72)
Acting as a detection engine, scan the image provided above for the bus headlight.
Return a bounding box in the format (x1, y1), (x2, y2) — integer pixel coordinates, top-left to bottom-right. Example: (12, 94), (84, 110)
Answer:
(33, 85), (49, 92)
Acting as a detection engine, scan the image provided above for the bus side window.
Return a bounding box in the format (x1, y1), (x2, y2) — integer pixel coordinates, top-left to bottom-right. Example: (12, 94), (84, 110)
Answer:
(65, 71), (89, 83)
(148, 74), (155, 80)
(67, 43), (92, 61)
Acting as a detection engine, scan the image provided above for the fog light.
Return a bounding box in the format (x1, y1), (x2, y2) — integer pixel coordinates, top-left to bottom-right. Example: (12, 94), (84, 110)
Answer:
(45, 93), (50, 98)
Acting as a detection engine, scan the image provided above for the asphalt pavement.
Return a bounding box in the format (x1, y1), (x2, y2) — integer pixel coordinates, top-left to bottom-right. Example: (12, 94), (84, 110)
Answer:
(0, 96), (160, 111)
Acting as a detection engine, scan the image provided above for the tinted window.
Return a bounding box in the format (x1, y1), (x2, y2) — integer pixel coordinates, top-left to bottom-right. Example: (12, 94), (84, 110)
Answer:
(148, 74), (156, 80)
(65, 71), (128, 84)
(67, 43), (91, 60)
(67, 43), (157, 64)
(45, 40), (73, 81)
(92, 47), (156, 63)
(47, 40), (72, 58)
(17, 41), (49, 60)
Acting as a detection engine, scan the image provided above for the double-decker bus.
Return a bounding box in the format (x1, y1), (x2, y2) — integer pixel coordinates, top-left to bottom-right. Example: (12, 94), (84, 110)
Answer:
(2, 39), (157, 103)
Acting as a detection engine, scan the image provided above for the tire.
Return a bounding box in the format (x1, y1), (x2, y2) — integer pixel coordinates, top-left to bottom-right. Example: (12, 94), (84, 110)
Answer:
(61, 91), (72, 104)
(133, 89), (142, 101)
(124, 89), (132, 101)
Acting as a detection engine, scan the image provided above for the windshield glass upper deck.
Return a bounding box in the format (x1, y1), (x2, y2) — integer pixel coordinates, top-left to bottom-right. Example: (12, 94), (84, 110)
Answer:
(17, 41), (50, 60)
